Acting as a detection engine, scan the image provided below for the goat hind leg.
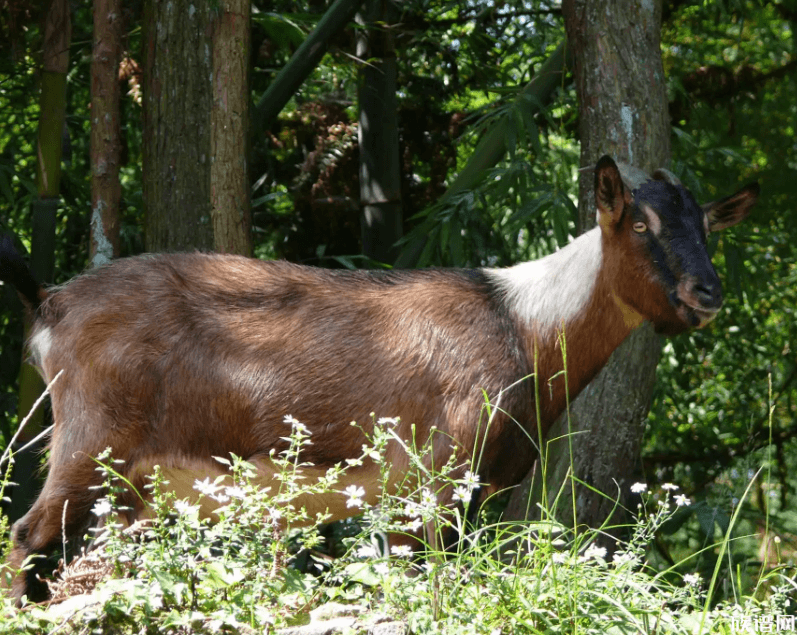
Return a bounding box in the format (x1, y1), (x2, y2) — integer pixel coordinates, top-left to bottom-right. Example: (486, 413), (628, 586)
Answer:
(6, 457), (103, 604)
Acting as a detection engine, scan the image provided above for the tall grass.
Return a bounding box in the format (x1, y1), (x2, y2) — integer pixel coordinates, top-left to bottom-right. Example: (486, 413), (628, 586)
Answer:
(0, 400), (793, 634)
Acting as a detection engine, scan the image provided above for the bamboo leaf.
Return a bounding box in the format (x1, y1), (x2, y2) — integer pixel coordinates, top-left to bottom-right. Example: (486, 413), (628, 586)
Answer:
(417, 225), (440, 267)
(254, 0), (367, 132)
(449, 217), (464, 266)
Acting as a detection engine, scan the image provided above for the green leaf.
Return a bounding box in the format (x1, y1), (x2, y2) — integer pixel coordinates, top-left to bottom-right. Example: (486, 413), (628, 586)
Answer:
(417, 225), (440, 267)
(439, 218), (450, 254)
(252, 191), (287, 209)
(448, 217), (464, 265)
(253, 13), (305, 50)
(152, 570), (190, 605)
(341, 562), (381, 587)
(506, 190), (552, 229)
(204, 561), (246, 589)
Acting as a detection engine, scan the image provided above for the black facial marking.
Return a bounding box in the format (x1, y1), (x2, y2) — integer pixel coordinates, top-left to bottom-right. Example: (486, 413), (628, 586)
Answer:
(632, 180), (721, 310)
(645, 232), (679, 290)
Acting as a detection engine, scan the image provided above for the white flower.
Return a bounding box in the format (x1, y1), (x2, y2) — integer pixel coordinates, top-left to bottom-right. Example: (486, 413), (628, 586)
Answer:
(284, 415), (310, 436)
(612, 551), (638, 567)
(194, 477), (220, 497)
(403, 502), (422, 519)
(674, 494), (691, 507)
(583, 544), (607, 562)
(357, 545), (378, 559)
(405, 517), (423, 532)
(344, 485), (366, 508)
(662, 483), (679, 491)
(377, 417), (399, 426)
(225, 486), (246, 499)
(452, 486), (472, 502)
(630, 482), (648, 494)
(390, 545), (413, 558)
(92, 498), (113, 517)
(683, 573), (701, 586)
(420, 488), (437, 509)
(293, 423), (310, 435)
(210, 491), (230, 504)
(174, 499), (197, 515)
(402, 488), (438, 522)
(462, 470), (481, 488)
(344, 484), (365, 498)
(374, 562), (390, 575)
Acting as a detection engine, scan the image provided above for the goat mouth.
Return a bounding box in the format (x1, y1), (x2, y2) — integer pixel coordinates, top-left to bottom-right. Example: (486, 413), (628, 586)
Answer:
(672, 289), (722, 328)
(684, 303), (720, 327)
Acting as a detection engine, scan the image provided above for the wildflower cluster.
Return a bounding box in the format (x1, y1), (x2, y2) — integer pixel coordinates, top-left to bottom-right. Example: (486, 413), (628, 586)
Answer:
(2, 407), (788, 635)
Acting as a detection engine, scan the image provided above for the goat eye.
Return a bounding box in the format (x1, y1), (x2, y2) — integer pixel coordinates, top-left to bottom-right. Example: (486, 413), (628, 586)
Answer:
(632, 221), (647, 233)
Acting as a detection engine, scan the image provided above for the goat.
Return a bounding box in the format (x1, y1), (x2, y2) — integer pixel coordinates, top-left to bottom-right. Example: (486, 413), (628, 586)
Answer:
(0, 156), (758, 602)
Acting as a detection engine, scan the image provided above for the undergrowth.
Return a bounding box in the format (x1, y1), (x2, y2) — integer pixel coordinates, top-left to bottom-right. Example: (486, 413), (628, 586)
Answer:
(0, 411), (794, 634)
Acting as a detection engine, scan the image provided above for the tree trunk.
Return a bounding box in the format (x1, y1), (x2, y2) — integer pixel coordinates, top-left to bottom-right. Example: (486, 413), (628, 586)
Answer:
(142, 0), (214, 252)
(8, 0), (71, 523)
(357, 0), (402, 264)
(91, 0), (122, 266)
(211, 0), (252, 256)
(504, 0), (670, 537)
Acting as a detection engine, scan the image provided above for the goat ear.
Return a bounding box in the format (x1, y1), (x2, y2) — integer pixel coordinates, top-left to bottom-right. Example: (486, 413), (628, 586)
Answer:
(704, 182), (759, 231)
(594, 155), (627, 226)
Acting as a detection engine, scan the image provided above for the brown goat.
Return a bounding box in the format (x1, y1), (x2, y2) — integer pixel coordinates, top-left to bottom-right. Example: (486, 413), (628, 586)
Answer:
(0, 156), (758, 602)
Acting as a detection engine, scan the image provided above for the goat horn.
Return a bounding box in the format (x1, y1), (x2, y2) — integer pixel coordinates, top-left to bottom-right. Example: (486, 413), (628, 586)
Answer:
(652, 168), (682, 186)
(615, 162), (652, 193)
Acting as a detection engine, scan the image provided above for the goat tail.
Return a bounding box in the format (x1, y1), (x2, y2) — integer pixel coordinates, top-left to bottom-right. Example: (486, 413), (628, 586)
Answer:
(0, 234), (43, 312)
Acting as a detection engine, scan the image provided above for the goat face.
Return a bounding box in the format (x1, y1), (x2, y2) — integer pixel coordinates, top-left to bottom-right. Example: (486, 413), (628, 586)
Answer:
(594, 157), (758, 336)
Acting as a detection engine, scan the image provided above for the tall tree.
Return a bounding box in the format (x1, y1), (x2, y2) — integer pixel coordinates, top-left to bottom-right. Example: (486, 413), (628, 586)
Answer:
(8, 0), (72, 523)
(357, 0), (402, 264)
(143, 0), (251, 254)
(143, 1), (248, 253)
(91, 0), (122, 266)
(142, 0), (213, 252)
(505, 0), (669, 534)
(211, 0), (252, 255)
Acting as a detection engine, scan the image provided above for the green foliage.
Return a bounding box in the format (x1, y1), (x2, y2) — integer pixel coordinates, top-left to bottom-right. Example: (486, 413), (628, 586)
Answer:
(257, 0), (574, 265)
(1, 1), (796, 628)
(644, 1), (797, 584)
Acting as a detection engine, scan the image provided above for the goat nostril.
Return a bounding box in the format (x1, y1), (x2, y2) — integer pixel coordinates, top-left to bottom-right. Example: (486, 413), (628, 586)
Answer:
(694, 284), (722, 308)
